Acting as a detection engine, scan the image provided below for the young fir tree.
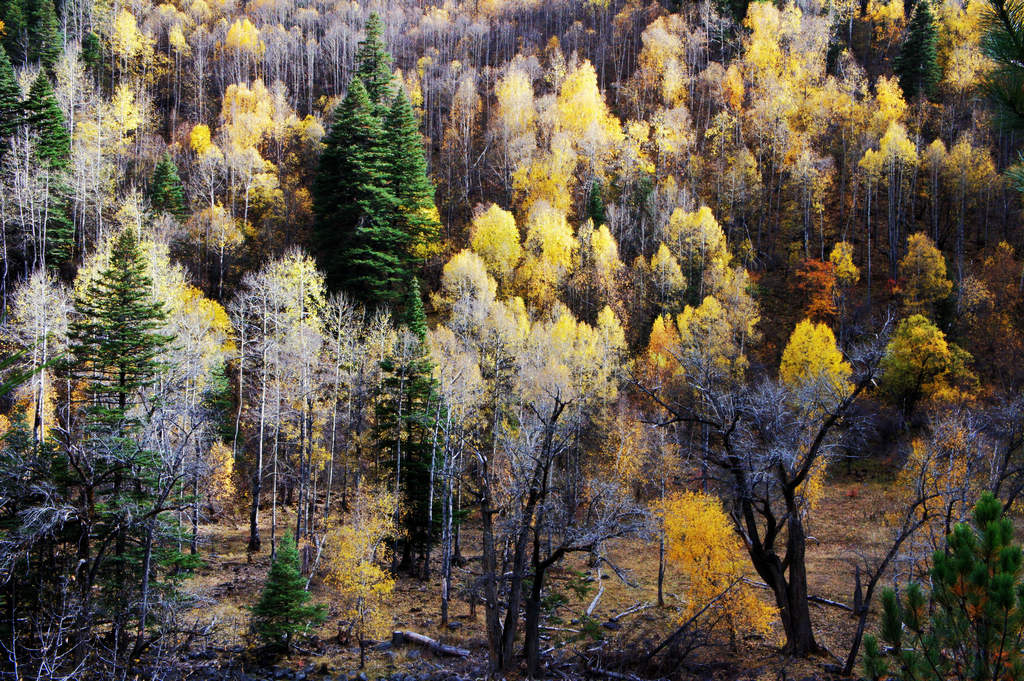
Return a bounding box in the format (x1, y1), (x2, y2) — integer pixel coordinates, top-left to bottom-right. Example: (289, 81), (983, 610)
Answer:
(150, 152), (189, 219)
(28, 0), (61, 73)
(0, 44), (22, 144)
(894, 0), (941, 100)
(588, 179), (606, 226)
(375, 277), (439, 575)
(81, 31), (102, 71)
(24, 72), (73, 267)
(864, 491), (1024, 681)
(250, 533), (326, 652)
(354, 12), (394, 110)
(69, 228), (173, 431)
(383, 89), (440, 269)
(312, 79), (406, 306)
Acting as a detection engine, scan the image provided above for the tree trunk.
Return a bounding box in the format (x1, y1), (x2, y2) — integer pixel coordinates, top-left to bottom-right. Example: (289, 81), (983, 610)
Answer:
(749, 515), (821, 657)
(524, 562), (546, 678)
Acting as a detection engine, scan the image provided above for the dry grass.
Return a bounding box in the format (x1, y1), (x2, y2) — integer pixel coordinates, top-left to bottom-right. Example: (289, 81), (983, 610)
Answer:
(181, 473), (909, 678)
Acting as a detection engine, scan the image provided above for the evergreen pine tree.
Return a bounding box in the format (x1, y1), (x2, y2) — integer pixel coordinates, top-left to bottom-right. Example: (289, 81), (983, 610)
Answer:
(250, 534), (326, 652)
(0, 44), (22, 144)
(864, 492), (1024, 681)
(403, 276), (428, 341)
(24, 72), (73, 266)
(150, 152), (189, 219)
(81, 31), (102, 71)
(894, 0), (941, 100)
(587, 179), (606, 226)
(376, 277), (439, 575)
(312, 79), (406, 306)
(69, 227), (173, 431)
(28, 0), (61, 73)
(354, 12), (394, 110)
(383, 89), (440, 268)
(0, 0), (28, 64)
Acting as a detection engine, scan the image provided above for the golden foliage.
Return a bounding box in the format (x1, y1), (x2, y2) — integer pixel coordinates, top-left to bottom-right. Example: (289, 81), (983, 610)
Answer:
(780, 320), (851, 390)
(829, 241), (860, 288)
(324, 485), (396, 645)
(662, 491), (777, 641)
(470, 203), (521, 283)
(882, 314), (977, 408)
(900, 233), (953, 316)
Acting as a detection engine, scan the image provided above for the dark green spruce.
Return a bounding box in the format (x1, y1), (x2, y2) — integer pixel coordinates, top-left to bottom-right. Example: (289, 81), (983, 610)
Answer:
(0, 44), (22, 144)
(24, 72), (73, 267)
(894, 0), (941, 100)
(375, 276), (440, 576)
(69, 227), (173, 431)
(28, 0), (61, 73)
(312, 14), (440, 309)
(150, 152), (189, 220)
(313, 79), (407, 306)
(355, 12), (394, 110)
(383, 89), (441, 266)
(250, 534), (326, 653)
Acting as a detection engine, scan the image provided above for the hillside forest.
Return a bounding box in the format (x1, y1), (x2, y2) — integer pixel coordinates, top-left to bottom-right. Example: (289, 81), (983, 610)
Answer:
(4, 0), (1024, 678)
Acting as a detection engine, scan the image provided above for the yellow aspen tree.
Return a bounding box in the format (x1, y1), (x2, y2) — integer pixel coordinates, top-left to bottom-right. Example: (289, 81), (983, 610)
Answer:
(922, 140), (948, 240)
(648, 243), (686, 311)
(633, 14), (690, 111)
(515, 203), (578, 308)
(780, 319), (852, 399)
(881, 314), (977, 414)
(860, 121), (918, 280)
(867, 0), (906, 48)
(942, 136), (997, 279)
(110, 9), (155, 79)
(937, 0), (991, 95)
(870, 76), (908, 136)
(324, 484), (396, 668)
(433, 249), (498, 320)
(662, 491), (777, 644)
(492, 63), (537, 193)
(206, 441), (237, 516)
(899, 232), (953, 316)
(469, 203), (522, 286)
(664, 206), (729, 297)
(829, 241), (860, 343)
(223, 18), (265, 83)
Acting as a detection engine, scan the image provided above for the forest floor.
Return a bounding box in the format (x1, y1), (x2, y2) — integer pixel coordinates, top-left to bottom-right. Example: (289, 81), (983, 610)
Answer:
(179, 460), (907, 680)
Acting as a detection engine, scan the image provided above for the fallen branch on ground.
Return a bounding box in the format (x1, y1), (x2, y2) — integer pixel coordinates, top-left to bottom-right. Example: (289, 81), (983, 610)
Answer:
(390, 630), (470, 658)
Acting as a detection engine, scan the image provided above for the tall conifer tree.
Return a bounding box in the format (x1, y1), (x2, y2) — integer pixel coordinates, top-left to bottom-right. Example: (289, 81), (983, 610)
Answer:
(383, 90), (440, 267)
(0, 44), (22, 145)
(70, 228), (173, 430)
(67, 227), (178, 662)
(0, 0), (28, 63)
(250, 534), (326, 653)
(150, 152), (189, 219)
(894, 0), (941, 99)
(354, 12), (393, 110)
(313, 79), (406, 305)
(24, 72), (73, 266)
(375, 277), (439, 575)
(28, 0), (61, 73)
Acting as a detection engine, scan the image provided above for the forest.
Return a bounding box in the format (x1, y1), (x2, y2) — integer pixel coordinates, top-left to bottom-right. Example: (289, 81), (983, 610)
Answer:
(2, 0), (1024, 678)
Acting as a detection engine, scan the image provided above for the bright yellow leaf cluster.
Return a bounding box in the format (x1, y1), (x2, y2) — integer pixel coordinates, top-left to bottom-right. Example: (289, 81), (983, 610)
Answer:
(662, 491), (778, 641)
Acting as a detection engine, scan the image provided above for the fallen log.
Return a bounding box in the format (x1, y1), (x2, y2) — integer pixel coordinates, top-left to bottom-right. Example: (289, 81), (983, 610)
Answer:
(391, 630), (470, 658)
